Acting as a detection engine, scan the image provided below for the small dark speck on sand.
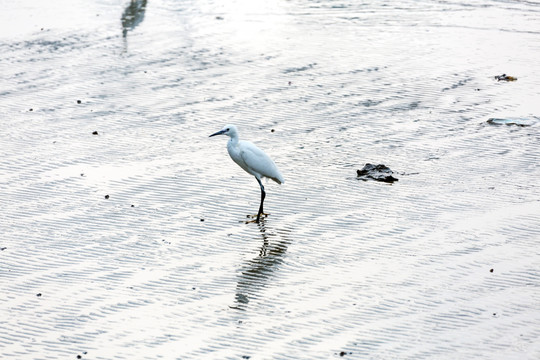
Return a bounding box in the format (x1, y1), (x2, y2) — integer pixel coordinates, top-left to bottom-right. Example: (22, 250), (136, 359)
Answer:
(77, 355), (82, 359)
(338, 351), (352, 357)
(192, 287), (196, 290)
(37, 293), (42, 297)
(1, 247), (6, 251)
(131, 204), (135, 207)
(200, 218), (205, 222)
(271, 129), (275, 132)
(29, 108), (33, 111)
(77, 100), (82, 104)
(490, 269), (494, 273)
(242, 356), (250, 359)
(104, 195), (109, 199)
(216, 16), (224, 20)
(92, 131), (98, 135)
(288, 81), (292, 85)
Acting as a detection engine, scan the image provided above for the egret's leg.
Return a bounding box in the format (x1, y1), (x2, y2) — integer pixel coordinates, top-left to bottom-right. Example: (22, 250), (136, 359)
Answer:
(256, 178), (266, 223)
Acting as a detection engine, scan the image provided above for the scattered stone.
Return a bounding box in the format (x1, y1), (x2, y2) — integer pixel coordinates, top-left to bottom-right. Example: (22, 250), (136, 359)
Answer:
(200, 218), (205, 222)
(241, 356), (250, 360)
(216, 16), (224, 20)
(271, 129), (275, 132)
(494, 74), (517, 82)
(77, 355), (82, 359)
(36, 293), (42, 297)
(77, 100), (82, 104)
(131, 204), (135, 207)
(288, 81), (292, 85)
(104, 195), (109, 199)
(29, 108), (33, 111)
(1, 247), (6, 251)
(92, 131), (99, 135)
(493, 313), (497, 316)
(356, 164), (398, 183)
(490, 269), (494, 273)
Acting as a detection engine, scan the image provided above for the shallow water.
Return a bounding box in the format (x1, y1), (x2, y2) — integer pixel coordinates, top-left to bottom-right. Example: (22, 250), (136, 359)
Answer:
(1, 0), (540, 359)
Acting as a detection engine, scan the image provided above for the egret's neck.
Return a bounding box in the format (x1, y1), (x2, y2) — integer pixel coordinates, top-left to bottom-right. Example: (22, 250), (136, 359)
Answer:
(228, 133), (239, 146)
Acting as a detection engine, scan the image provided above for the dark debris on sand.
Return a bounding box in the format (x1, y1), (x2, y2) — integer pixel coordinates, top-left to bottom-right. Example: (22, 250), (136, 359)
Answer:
(356, 164), (398, 183)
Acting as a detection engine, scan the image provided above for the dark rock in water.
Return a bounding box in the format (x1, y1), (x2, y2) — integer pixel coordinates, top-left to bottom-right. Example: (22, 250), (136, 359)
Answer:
(494, 74), (517, 82)
(487, 117), (537, 127)
(357, 164), (398, 183)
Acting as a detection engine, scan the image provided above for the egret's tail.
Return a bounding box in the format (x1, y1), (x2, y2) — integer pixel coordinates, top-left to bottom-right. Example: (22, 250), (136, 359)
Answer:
(271, 172), (284, 184)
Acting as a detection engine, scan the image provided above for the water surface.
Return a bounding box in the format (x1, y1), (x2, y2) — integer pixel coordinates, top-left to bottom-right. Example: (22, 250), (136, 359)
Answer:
(1, 0), (540, 359)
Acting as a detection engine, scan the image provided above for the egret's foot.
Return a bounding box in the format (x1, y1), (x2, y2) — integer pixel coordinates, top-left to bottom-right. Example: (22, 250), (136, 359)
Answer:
(246, 213), (269, 219)
(243, 213), (269, 224)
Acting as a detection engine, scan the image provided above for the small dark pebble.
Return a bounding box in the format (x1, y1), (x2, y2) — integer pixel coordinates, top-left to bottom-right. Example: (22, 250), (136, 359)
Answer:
(77, 355), (82, 359)
(288, 81), (292, 85)
(339, 351), (346, 357)
(77, 100), (82, 104)
(37, 293), (42, 297)
(41, 28), (44, 31)
(1, 247), (6, 251)
(216, 16), (224, 20)
(29, 108), (33, 111)
(242, 356), (250, 359)
(131, 204), (135, 207)
(200, 218), (205, 222)
(192, 287), (196, 290)
(104, 195), (109, 199)
(271, 129), (275, 132)
(490, 269), (494, 273)
(493, 313), (497, 316)
(83, 352), (87, 355)
(92, 131), (98, 135)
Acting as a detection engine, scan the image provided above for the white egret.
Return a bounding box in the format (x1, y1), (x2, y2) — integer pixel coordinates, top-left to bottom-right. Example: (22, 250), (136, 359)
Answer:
(209, 125), (284, 222)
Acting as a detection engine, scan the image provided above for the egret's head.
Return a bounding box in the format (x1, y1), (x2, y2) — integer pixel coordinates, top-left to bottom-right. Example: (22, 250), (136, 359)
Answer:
(209, 124), (237, 138)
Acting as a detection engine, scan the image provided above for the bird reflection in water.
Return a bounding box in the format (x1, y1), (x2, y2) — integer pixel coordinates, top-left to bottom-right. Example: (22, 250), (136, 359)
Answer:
(121, 0), (147, 50)
(232, 221), (291, 310)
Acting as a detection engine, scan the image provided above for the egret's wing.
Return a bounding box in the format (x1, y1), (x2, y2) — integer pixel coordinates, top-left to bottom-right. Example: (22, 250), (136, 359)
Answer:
(239, 141), (283, 184)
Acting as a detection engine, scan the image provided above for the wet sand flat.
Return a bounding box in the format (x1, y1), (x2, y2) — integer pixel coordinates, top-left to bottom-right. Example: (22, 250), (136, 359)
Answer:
(1, 0), (540, 359)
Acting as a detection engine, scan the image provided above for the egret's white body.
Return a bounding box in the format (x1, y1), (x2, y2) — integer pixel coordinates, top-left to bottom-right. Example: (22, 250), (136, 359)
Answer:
(210, 124), (284, 222)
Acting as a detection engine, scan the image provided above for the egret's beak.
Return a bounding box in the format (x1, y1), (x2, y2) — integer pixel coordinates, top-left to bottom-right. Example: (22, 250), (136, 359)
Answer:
(209, 129), (226, 137)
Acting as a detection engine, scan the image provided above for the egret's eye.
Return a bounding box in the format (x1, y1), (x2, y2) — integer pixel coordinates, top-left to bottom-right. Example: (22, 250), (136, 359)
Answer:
(226, 128), (230, 131)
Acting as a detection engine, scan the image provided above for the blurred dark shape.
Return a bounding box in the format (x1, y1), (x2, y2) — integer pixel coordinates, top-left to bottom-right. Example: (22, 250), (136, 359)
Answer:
(487, 117), (537, 127)
(122, 0), (148, 38)
(494, 73), (517, 82)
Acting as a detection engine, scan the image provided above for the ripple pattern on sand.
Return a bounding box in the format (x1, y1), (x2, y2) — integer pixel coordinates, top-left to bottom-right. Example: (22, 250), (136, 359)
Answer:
(1, 0), (540, 359)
